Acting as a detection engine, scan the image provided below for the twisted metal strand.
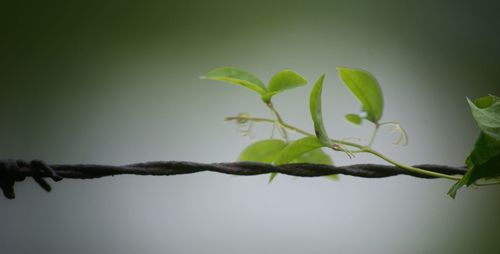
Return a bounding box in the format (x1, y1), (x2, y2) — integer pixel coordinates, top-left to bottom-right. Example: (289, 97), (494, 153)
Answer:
(0, 160), (467, 199)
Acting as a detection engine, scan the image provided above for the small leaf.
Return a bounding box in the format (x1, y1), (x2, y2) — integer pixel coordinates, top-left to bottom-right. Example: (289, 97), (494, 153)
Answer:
(345, 114), (362, 125)
(201, 67), (267, 95)
(238, 139), (286, 163)
(262, 70), (307, 102)
(467, 95), (500, 140)
(337, 67), (384, 123)
(275, 137), (327, 165)
(310, 75), (333, 147)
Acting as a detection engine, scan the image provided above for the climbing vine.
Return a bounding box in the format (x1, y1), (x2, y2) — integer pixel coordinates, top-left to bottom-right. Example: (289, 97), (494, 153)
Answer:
(0, 67), (497, 199)
(202, 66), (500, 198)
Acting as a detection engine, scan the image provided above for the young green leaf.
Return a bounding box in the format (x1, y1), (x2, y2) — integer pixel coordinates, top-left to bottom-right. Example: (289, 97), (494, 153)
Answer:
(274, 137), (327, 165)
(262, 70), (307, 102)
(310, 74), (334, 147)
(345, 114), (362, 125)
(238, 139), (286, 163)
(337, 67), (384, 123)
(201, 67), (267, 95)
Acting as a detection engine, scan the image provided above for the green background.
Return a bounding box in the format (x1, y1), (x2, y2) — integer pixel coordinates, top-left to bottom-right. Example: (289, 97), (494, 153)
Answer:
(1, 1), (500, 253)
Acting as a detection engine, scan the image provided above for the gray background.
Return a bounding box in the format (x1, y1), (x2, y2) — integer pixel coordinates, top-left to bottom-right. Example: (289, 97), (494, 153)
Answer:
(1, 0), (500, 253)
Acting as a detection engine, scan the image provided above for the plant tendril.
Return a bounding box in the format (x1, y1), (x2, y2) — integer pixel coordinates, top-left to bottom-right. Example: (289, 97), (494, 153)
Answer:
(224, 114), (460, 181)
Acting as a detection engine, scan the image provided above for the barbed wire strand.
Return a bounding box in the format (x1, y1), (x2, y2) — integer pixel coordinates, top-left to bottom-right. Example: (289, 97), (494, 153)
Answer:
(0, 160), (466, 199)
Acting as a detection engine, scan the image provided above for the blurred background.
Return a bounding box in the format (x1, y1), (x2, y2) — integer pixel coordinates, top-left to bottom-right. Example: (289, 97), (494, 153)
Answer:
(1, 0), (500, 253)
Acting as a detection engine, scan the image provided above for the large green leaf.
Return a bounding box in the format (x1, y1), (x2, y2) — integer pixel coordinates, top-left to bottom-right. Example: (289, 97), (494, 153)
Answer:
(262, 70), (307, 102)
(448, 133), (500, 198)
(467, 95), (500, 140)
(337, 67), (384, 123)
(310, 75), (333, 147)
(238, 139), (286, 163)
(465, 133), (500, 182)
(201, 67), (267, 95)
(448, 95), (500, 198)
(274, 137), (327, 165)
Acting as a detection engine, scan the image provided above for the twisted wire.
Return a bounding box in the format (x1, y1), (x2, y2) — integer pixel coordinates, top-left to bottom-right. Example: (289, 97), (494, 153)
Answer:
(0, 160), (467, 199)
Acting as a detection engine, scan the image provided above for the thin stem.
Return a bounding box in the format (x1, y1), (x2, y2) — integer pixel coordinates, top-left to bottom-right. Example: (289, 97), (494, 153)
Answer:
(225, 115), (361, 148)
(367, 123), (379, 147)
(379, 121), (400, 126)
(362, 148), (462, 181)
(225, 114), (462, 181)
(225, 116), (275, 123)
(265, 102), (288, 142)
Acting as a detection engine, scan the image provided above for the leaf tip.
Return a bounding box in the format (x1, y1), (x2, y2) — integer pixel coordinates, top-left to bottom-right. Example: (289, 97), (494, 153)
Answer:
(325, 174), (339, 181)
(315, 74), (326, 87)
(268, 173), (277, 184)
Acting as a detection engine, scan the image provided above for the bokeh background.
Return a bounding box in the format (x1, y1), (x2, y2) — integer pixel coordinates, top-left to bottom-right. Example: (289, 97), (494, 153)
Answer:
(1, 0), (500, 253)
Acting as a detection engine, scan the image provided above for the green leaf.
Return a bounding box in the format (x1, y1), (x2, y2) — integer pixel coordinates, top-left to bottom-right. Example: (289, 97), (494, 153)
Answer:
(448, 94), (500, 198)
(337, 67), (384, 123)
(274, 137), (327, 165)
(238, 139), (286, 163)
(345, 114), (362, 125)
(467, 95), (500, 140)
(262, 70), (307, 101)
(201, 67), (267, 95)
(310, 75), (333, 147)
(466, 133), (500, 174)
(448, 133), (500, 198)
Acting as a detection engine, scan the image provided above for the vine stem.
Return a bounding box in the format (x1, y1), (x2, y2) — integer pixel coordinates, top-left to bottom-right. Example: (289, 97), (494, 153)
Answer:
(367, 123), (379, 147)
(362, 149), (461, 181)
(225, 115), (462, 181)
(265, 102), (289, 142)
